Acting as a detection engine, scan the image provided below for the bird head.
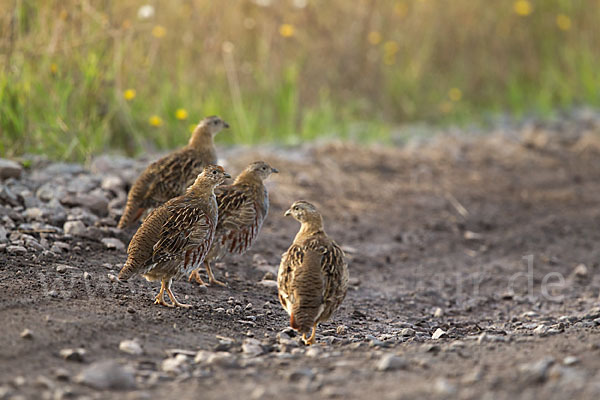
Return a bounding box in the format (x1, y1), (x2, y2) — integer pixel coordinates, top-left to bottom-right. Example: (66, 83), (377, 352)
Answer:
(199, 164), (231, 186)
(246, 161), (279, 180)
(197, 116), (230, 136)
(284, 200), (321, 224)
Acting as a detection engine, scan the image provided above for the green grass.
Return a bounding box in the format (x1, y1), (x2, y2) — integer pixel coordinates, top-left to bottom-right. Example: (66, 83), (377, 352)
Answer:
(1, 0), (600, 161)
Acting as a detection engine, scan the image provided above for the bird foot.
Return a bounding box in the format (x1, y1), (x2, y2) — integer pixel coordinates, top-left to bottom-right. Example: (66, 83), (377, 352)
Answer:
(301, 334), (316, 346)
(188, 270), (207, 287)
(154, 295), (174, 308)
(209, 277), (228, 287)
(166, 288), (192, 308)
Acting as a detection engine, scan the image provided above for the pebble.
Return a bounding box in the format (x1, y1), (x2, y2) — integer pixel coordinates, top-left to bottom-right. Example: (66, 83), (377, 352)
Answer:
(433, 307), (444, 318)
(0, 158), (23, 179)
(20, 329), (33, 339)
(563, 356), (579, 366)
(59, 348), (86, 362)
(56, 265), (68, 274)
(573, 263), (589, 279)
(83, 271), (91, 280)
(161, 354), (189, 375)
(432, 328), (447, 340)
(376, 354), (408, 371)
(305, 347), (321, 358)
(533, 324), (548, 336)
(434, 378), (457, 395)
(258, 280), (278, 288)
(400, 327), (415, 337)
(119, 340), (143, 355)
(76, 360), (136, 390)
(242, 338), (265, 356)
(7, 245), (27, 255)
(101, 238), (125, 251)
(518, 357), (555, 383)
(63, 220), (86, 236)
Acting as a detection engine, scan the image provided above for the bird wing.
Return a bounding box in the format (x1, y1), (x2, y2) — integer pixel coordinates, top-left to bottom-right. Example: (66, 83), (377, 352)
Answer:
(290, 248), (326, 333)
(145, 149), (205, 204)
(148, 200), (215, 266)
(213, 185), (261, 254)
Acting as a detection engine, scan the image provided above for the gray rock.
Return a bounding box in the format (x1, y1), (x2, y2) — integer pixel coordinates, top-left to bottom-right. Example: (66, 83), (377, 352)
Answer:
(434, 378), (457, 395)
(0, 185), (20, 206)
(119, 340), (143, 355)
(432, 328), (447, 340)
(533, 324), (548, 336)
(63, 220), (86, 236)
(400, 327), (415, 337)
(242, 338), (264, 356)
(20, 329), (33, 339)
(563, 356), (579, 366)
(7, 245), (27, 255)
(0, 159), (23, 180)
(55, 265), (68, 274)
(76, 360), (136, 390)
(0, 226), (7, 243)
(433, 307), (444, 317)
(101, 175), (125, 193)
(59, 348), (86, 362)
(23, 207), (45, 220)
(287, 367), (315, 382)
(36, 183), (66, 202)
(161, 354), (189, 375)
(376, 354), (408, 371)
(62, 194), (108, 216)
(572, 263), (589, 279)
(518, 357), (555, 383)
(102, 238), (125, 251)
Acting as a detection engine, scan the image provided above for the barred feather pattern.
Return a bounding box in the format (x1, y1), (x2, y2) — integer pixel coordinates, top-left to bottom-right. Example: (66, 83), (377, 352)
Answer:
(118, 189), (218, 283)
(277, 232), (349, 334)
(206, 184), (268, 262)
(118, 146), (216, 228)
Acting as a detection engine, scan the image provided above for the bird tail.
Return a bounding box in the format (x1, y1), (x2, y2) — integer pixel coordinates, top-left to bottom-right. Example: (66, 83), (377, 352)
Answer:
(118, 258), (138, 281)
(117, 204), (144, 229)
(290, 311), (299, 330)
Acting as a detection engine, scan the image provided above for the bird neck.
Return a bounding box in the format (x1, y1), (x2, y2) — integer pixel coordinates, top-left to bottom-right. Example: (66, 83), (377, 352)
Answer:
(234, 171), (263, 187)
(187, 179), (216, 198)
(188, 127), (215, 155)
(297, 217), (324, 237)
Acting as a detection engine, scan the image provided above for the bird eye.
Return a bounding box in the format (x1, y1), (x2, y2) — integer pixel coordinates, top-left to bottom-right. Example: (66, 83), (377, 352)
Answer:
(213, 120), (218, 125)
(262, 166), (266, 170)
(293, 206), (299, 211)
(212, 170), (218, 175)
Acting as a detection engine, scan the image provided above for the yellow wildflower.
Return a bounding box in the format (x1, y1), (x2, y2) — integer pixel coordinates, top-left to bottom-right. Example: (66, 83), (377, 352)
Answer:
(175, 109), (188, 120)
(152, 25), (167, 38)
(123, 89), (136, 101)
(50, 63), (58, 75)
(279, 24), (295, 38)
(149, 115), (163, 127)
(513, 0), (532, 16)
(556, 14), (571, 31)
(368, 31), (382, 45)
(448, 88), (462, 102)
(383, 41), (399, 55)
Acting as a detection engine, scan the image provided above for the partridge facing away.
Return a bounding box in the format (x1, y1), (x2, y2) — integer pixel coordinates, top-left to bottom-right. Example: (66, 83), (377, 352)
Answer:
(117, 116), (229, 229)
(277, 201), (349, 345)
(189, 161), (279, 286)
(118, 165), (231, 308)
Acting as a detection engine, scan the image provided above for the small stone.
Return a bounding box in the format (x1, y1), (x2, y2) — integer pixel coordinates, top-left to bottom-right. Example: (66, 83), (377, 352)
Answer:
(533, 324), (548, 336)
(107, 274), (118, 282)
(54, 368), (70, 381)
(56, 265), (68, 274)
(518, 357), (554, 383)
(258, 280), (278, 288)
(0, 158), (23, 180)
(161, 354), (189, 375)
(76, 360), (136, 390)
(376, 354), (408, 371)
(63, 221), (86, 236)
(20, 329), (33, 339)
(432, 328), (447, 340)
(433, 307), (444, 318)
(262, 271), (276, 281)
(245, 303), (253, 310)
(305, 347), (320, 358)
(59, 348), (86, 362)
(242, 338), (264, 356)
(287, 368), (315, 382)
(119, 340), (143, 355)
(101, 176), (125, 193)
(573, 263), (589, 279)
(7, 245), (27, 255)
(336, 325), (347, 335)
(101, 238), (125, 251)
(563, 356), (579, 366)
(400, 328), (415, 337)
(83, 271), (91, 280)
(434, 378), (457, 395)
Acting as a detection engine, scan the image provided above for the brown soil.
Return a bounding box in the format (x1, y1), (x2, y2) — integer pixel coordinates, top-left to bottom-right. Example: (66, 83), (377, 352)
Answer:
(2, 131), (600, 399)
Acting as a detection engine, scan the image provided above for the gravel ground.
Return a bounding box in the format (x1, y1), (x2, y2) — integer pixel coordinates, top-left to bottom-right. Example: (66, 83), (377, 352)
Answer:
(2, 112), (600, 399)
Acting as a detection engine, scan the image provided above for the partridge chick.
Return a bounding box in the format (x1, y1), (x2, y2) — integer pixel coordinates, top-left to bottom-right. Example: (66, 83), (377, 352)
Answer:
(118, 116), (229, 229)
(189, 161), (279, 286)
(118, 165), (231, 308)
(277, 201), (349, 345)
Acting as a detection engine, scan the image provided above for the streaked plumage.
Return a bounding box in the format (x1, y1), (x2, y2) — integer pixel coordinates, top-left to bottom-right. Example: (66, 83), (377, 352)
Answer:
(118, 116), (229, 229)
(189, 161), (279, 286)
(277, 201), (349, 345)
(118, 165), (231, 308)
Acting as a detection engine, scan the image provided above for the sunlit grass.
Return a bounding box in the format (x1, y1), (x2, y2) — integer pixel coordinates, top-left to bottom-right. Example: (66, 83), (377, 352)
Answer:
(1, 0), (600, 161)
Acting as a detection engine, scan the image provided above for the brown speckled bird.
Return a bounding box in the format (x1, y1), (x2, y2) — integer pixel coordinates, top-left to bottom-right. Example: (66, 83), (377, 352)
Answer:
(117, 116), (229, 229)
(189, 161), (278, 286)
(118, 165), (231, 308)
(277, 201), (349, 345)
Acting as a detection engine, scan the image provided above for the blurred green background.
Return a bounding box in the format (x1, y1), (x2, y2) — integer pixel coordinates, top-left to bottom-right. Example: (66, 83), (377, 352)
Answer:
(1, 0), (599, 161)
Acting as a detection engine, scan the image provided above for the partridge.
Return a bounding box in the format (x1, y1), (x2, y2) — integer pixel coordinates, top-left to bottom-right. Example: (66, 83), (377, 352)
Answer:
(118, 165), (231, 308)
(277, 201), (349, 345)
(118, 116), (228, 229)
(189, 161), (278, 286)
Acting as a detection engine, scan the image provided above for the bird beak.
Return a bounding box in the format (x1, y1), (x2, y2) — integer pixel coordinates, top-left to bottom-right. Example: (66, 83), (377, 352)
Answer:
(223, 121), (230, 129)
(284, 209), (292, 216)
(224, 172), (232, 179)
(271, 167), (279, 173)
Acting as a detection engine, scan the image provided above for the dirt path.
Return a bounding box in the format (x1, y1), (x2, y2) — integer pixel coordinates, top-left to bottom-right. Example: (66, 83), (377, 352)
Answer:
(2, 126), (600, 399)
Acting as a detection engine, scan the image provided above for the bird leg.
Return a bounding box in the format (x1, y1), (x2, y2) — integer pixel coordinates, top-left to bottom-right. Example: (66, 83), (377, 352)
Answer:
(153, 279), (172, 307)
(205, 260), (227, 287)
(302, 324), (317, 346)
(164, 279), (192, 308)
(188, 269), (207, 286)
